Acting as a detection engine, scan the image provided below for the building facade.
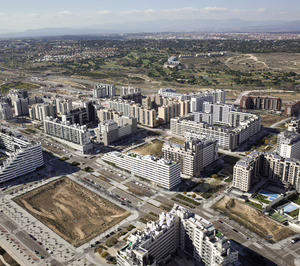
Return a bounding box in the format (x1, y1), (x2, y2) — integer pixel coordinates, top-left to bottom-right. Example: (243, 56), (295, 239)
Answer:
(277, 131), (300, 159)
(102, 152), (181, 190)
(163, 135), (218, 178)
(117, 204), (238, 266)
(29, 103), (56, 121)
(240, 96), (282, 111)
(43, 117), (93, 153)
(0, 128), (44, 183)
(285, 101), (300, 116)
(0, 102), (13, 120)
(93, 84), (117, 98)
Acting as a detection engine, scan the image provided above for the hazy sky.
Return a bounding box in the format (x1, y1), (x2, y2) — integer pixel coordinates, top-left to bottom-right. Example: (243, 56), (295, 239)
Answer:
(0, 0), (299, 32)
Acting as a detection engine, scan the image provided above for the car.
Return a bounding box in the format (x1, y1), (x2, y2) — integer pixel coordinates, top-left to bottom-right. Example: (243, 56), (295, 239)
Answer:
(291, 237), (300, 244)
(218, 220), (223, 223)
(232, 229), (239, 233)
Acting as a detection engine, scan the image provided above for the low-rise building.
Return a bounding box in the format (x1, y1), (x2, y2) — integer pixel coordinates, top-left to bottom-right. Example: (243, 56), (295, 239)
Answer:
(43, 117), (93, 153)
(102, 152), (181, 190)
(117, 204), (238, 266)
(163, 134), (218, 178)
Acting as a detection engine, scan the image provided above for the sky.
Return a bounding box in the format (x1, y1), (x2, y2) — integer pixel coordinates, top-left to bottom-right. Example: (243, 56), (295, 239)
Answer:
(0, 0), (299, 32)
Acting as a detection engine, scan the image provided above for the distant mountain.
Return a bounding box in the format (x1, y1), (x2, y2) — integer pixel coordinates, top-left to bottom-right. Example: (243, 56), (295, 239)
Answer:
(1, 19), (300, 38)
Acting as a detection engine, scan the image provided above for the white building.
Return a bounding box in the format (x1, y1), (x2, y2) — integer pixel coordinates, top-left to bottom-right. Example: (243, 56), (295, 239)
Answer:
(0, 128), (44, 183)
(29, 103), (56, 121)
(93, 84), (116, 98)
(277, 131), (300, 160)
(55, 98), (72, 115)
(43, 117), (93, 153)
(287, 119), (300, 133)
(13, 98), (29, 116)
(121, 87), (141, 96)
(117, 204), (238, 266)
(0, 102), (13, 120)
(163, 134), (218, 178)
(102, 152), (181, 190)
(233, 151), (300, 192)
(171, 112), (261, 151)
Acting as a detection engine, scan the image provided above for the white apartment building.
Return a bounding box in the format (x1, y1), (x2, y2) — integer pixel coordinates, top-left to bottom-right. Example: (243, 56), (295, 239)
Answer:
(29, 103), (56, 121)
(121, 87), (141, 96)
(93, 84), (116, 98)
(107, 99), (157, 127)
(163, 134), (218, 178)
(287, 119), (300, 133)
(277, 131), (300, 159)
(202, 102), (233, 125)
(0, 128), (44, 183)
(13, 98), (29, 116)
(43, 117), (93, 153)
(0, 102), (13, 120)
(102, 152), (181, 190)
(171, 112), (261, 151)
(117, 204), (238, 266)
(233, 152), (300, 192)
(55, 98), (73, 115)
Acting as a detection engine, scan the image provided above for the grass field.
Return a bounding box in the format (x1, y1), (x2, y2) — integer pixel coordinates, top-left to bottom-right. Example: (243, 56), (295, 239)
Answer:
(14, 178), (130, 247)
(213, 196), (295, 242)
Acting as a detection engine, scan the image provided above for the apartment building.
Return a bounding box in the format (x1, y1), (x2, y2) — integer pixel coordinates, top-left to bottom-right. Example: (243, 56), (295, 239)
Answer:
(102, 152), (181, 190)
(61, 107), (90, 125)
(97, 116), (137, 145)
(93, 83), (116, 98)
(107, 99), (157, 127)
(171, 112), (261, 151)
(55, 98), (73, 115)
(201, 102), (233, 125)
(8, 89), (28, 103)
(117, 204), (238, 266)
(240, 96), (282, 111)
(43, 117), (93, 153)
(287, 119), (300, 133)
(121, 87), (141, 96)
(163, 134), (218, 178)
(277, 131), (300, 159)
(0, 102), (13, 120)
(97, 108), (122, 122)
(233, 152), (300, 192)
(285, 101), (300, 116)
(13, 98), (29, 116)
(0, 128), (44, 183)
(29, 103), (56, 121)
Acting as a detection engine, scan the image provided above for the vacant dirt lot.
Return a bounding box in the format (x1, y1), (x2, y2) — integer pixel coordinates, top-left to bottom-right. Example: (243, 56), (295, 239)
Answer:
(131, 139), (164, 157)
(14, 178), (130, 247)
(260, 114), (286, 127)
(213, 196), (295, 242)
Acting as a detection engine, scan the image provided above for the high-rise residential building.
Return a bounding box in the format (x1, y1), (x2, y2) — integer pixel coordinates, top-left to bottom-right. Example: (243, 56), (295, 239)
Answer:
(107, 99), (157, 127)
(29, 103), (56, 121)
(13, 98), (29, 116)
(0, 102), (13, 120)
(117, 204), (238, 266)
(8, 89), (28, 103)
(0, 128), (44, 183)
(97, 116), (137, 145)
(233, 152), (300, 192)
(97, 109), (122, 122)
(201, 102), (233, 125)
(163, 134), (218, 178)
(277, 131), (300, 159)
(102, 152), (181, 190)
(55, 98), (73, 115)
(171, 112), (261, 151)
(121, 87), (141, 96)
(240, 96), (282, 111)
(43, 117), (93, 153)
(61, 107), (90, 125)
(93, 84), (116, 98)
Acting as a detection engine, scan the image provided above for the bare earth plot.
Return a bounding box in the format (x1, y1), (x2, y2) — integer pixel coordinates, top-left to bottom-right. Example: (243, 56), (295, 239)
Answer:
(131, 139), (164, 157)
(14, 178), (130, 247)
(213, 196), (295, 242)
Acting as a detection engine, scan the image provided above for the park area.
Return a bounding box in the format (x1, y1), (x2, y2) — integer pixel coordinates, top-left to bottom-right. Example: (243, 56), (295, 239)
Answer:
(213, 196), (295, 242)
(14, 178), (130, 247)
